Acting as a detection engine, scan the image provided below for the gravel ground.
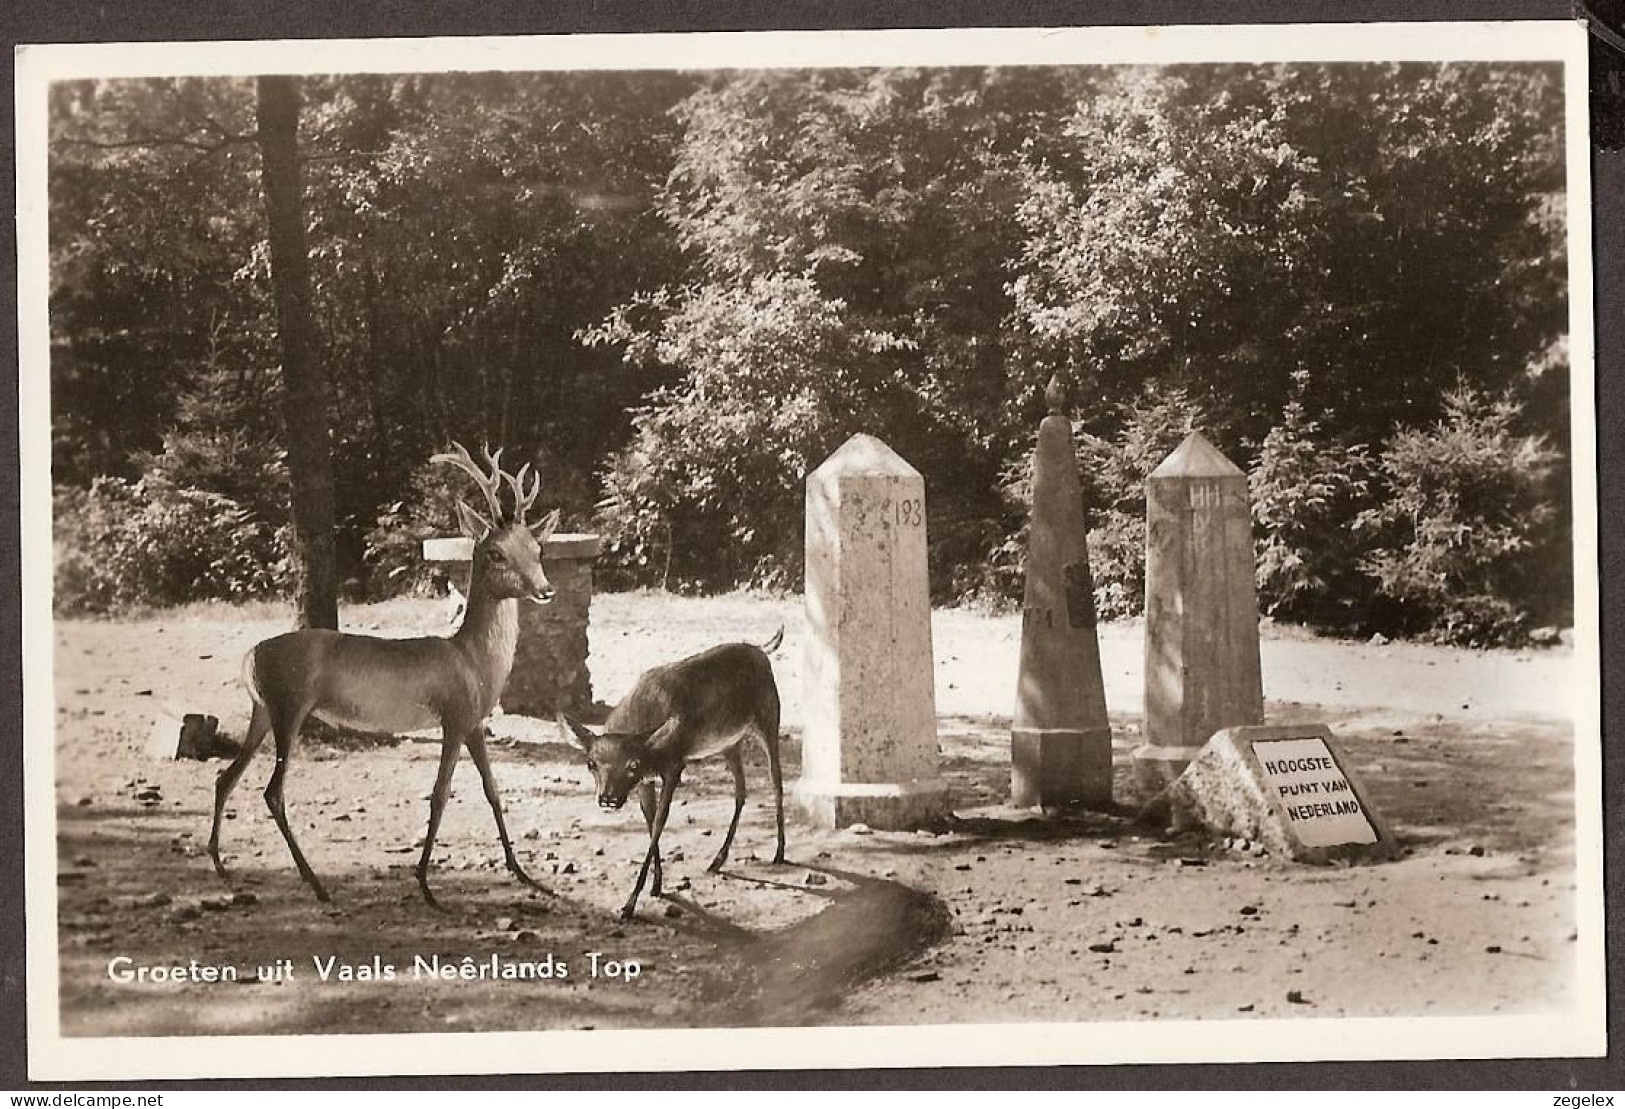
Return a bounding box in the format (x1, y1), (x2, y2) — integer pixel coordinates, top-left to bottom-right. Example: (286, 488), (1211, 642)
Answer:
(47, 592), (1584, 1040)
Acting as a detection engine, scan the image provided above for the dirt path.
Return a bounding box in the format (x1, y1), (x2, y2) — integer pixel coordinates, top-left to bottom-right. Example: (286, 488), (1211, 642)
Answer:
(49, 593), (1581, 1036)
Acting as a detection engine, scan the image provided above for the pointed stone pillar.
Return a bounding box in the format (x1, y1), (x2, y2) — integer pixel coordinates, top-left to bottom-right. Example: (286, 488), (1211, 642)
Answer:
(1133, 432), (1264, 792)
(1011, 375), (1113, 810)
(793, 434), (951, 829)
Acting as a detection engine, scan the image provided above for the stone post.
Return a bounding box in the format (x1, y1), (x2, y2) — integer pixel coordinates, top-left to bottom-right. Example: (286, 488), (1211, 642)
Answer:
(793, 433), (951, 829)
(1011, 375), (1113, 810)
(422, 533), (602, 716)
(1133, 432), (1264, 792)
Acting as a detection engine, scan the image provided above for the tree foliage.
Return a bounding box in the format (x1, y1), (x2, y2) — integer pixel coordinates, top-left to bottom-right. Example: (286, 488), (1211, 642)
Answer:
(48, 64), (1573, 643)
(1011, 64), (1567, 450)
(1356, 386), (1562, 645)
(54, 478), (289, 613)
(591, 69), (1096, 595)
(1249, 370), (1373, 629)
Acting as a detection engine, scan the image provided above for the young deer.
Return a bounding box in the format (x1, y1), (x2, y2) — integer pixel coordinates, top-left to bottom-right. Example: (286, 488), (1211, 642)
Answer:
(208, 443), (561, 908)
(560, 628), (787, 920)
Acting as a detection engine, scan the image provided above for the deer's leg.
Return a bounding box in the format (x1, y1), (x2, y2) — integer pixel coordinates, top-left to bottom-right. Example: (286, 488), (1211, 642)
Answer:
(262, 702), (328, 902)
(464, 727), (542, 892)
(624, 773), (678, 921)
(764, 713), (786, 865)
(636, 780), (662, 897)
(415, 733), (463, 910)
(209, 699), (271, 877)
(709, 746), (747, 873)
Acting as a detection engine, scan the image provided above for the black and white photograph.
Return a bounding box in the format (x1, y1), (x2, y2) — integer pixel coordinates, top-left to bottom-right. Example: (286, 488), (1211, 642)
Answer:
(15, 22), (1604, 1080)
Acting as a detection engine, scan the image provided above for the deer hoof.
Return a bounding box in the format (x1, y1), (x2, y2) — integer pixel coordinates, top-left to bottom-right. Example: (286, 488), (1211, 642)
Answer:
(507, 861), (544, 891)
(416, 877), (446, 912)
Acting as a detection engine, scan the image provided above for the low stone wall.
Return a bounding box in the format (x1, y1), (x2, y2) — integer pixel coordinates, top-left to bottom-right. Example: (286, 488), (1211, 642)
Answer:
(423, 533), (601, 717)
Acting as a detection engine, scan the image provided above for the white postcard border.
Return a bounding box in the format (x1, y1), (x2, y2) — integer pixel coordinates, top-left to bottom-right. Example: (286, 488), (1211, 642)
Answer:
(16, 20), (1605, 1081)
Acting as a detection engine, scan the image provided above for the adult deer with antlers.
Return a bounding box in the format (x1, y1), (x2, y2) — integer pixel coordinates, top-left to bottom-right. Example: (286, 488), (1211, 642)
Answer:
(208, 443), (560, 908)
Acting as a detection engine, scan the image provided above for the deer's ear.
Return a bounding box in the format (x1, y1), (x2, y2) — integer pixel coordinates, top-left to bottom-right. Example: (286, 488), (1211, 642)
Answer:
(646, 715), (684, 754)
(557, 713), (597, 752)
(456, 498), (493, 541)
(531, 507), (561, 541)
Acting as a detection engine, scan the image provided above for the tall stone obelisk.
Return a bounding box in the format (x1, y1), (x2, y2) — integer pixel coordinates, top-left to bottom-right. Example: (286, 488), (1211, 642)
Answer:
(1011, 375), (1113, 810)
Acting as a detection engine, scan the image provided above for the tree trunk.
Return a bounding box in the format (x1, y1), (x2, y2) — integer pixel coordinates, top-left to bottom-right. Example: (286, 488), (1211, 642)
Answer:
(256, 75), (338, 630)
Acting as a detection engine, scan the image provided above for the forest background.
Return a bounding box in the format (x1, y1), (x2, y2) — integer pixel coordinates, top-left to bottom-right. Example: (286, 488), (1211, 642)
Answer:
(47, 63), (1573, 646)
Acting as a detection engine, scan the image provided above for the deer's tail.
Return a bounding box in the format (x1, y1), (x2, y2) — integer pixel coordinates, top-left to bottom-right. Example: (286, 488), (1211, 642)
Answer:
(761, 626), (785, 654)
(240, 644), (263, 705)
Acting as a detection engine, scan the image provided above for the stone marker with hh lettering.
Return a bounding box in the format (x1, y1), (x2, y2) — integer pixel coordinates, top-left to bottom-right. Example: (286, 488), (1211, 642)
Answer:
(1133, 432), (1265, 792)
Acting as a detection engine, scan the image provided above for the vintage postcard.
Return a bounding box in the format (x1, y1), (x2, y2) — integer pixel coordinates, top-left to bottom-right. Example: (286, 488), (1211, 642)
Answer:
(16, 21), (1603, 1080)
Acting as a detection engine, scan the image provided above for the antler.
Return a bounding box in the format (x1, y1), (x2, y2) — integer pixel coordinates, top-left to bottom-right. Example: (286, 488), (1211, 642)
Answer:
(432, 440), (551, 527)
(503, 463), (542, 525)
(431, 441), (506, 523)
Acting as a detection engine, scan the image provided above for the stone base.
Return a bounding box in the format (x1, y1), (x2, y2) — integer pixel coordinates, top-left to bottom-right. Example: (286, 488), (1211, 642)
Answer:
(1132, 742), (1204, 796)
(790, 778), (952, 830)
(1011, 726), (1112, 810)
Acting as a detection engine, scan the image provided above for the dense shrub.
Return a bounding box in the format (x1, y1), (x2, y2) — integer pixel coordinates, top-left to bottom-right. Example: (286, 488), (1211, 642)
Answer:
(136, 362), (291, 526)
(586, 274), (868, 593)
(1355, 386), (1561, 646)
(51, 357), (298, 615)
(54, 478), (290, 614)
(1249, 376), (1374, 630)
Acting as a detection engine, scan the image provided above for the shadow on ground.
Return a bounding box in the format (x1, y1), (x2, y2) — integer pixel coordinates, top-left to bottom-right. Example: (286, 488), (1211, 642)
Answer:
(56, 794), (953, 1037)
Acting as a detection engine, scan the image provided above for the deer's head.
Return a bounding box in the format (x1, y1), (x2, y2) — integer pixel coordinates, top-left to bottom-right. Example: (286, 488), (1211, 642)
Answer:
(559, 714), (681, 810)
(434, 442), (561, 605)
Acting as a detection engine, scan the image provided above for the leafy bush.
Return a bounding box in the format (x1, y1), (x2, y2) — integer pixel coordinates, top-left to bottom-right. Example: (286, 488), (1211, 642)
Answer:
(1249, 375), (1374, 630)
(136, 361), (291, 525)
(586, 274), (871, 592)
(948, 459), (1022, 612)
(1084, 513), (1148, 622)
(54, 477), (290, 614)
(1355, 386), (1561, 646)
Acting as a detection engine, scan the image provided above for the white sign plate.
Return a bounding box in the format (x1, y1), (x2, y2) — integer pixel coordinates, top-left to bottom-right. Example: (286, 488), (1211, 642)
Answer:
(1253, 736), (1378, 848)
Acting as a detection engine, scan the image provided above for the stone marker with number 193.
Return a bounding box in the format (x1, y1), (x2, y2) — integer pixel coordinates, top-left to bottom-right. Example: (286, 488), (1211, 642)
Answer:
(793, 433), (951, 829)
